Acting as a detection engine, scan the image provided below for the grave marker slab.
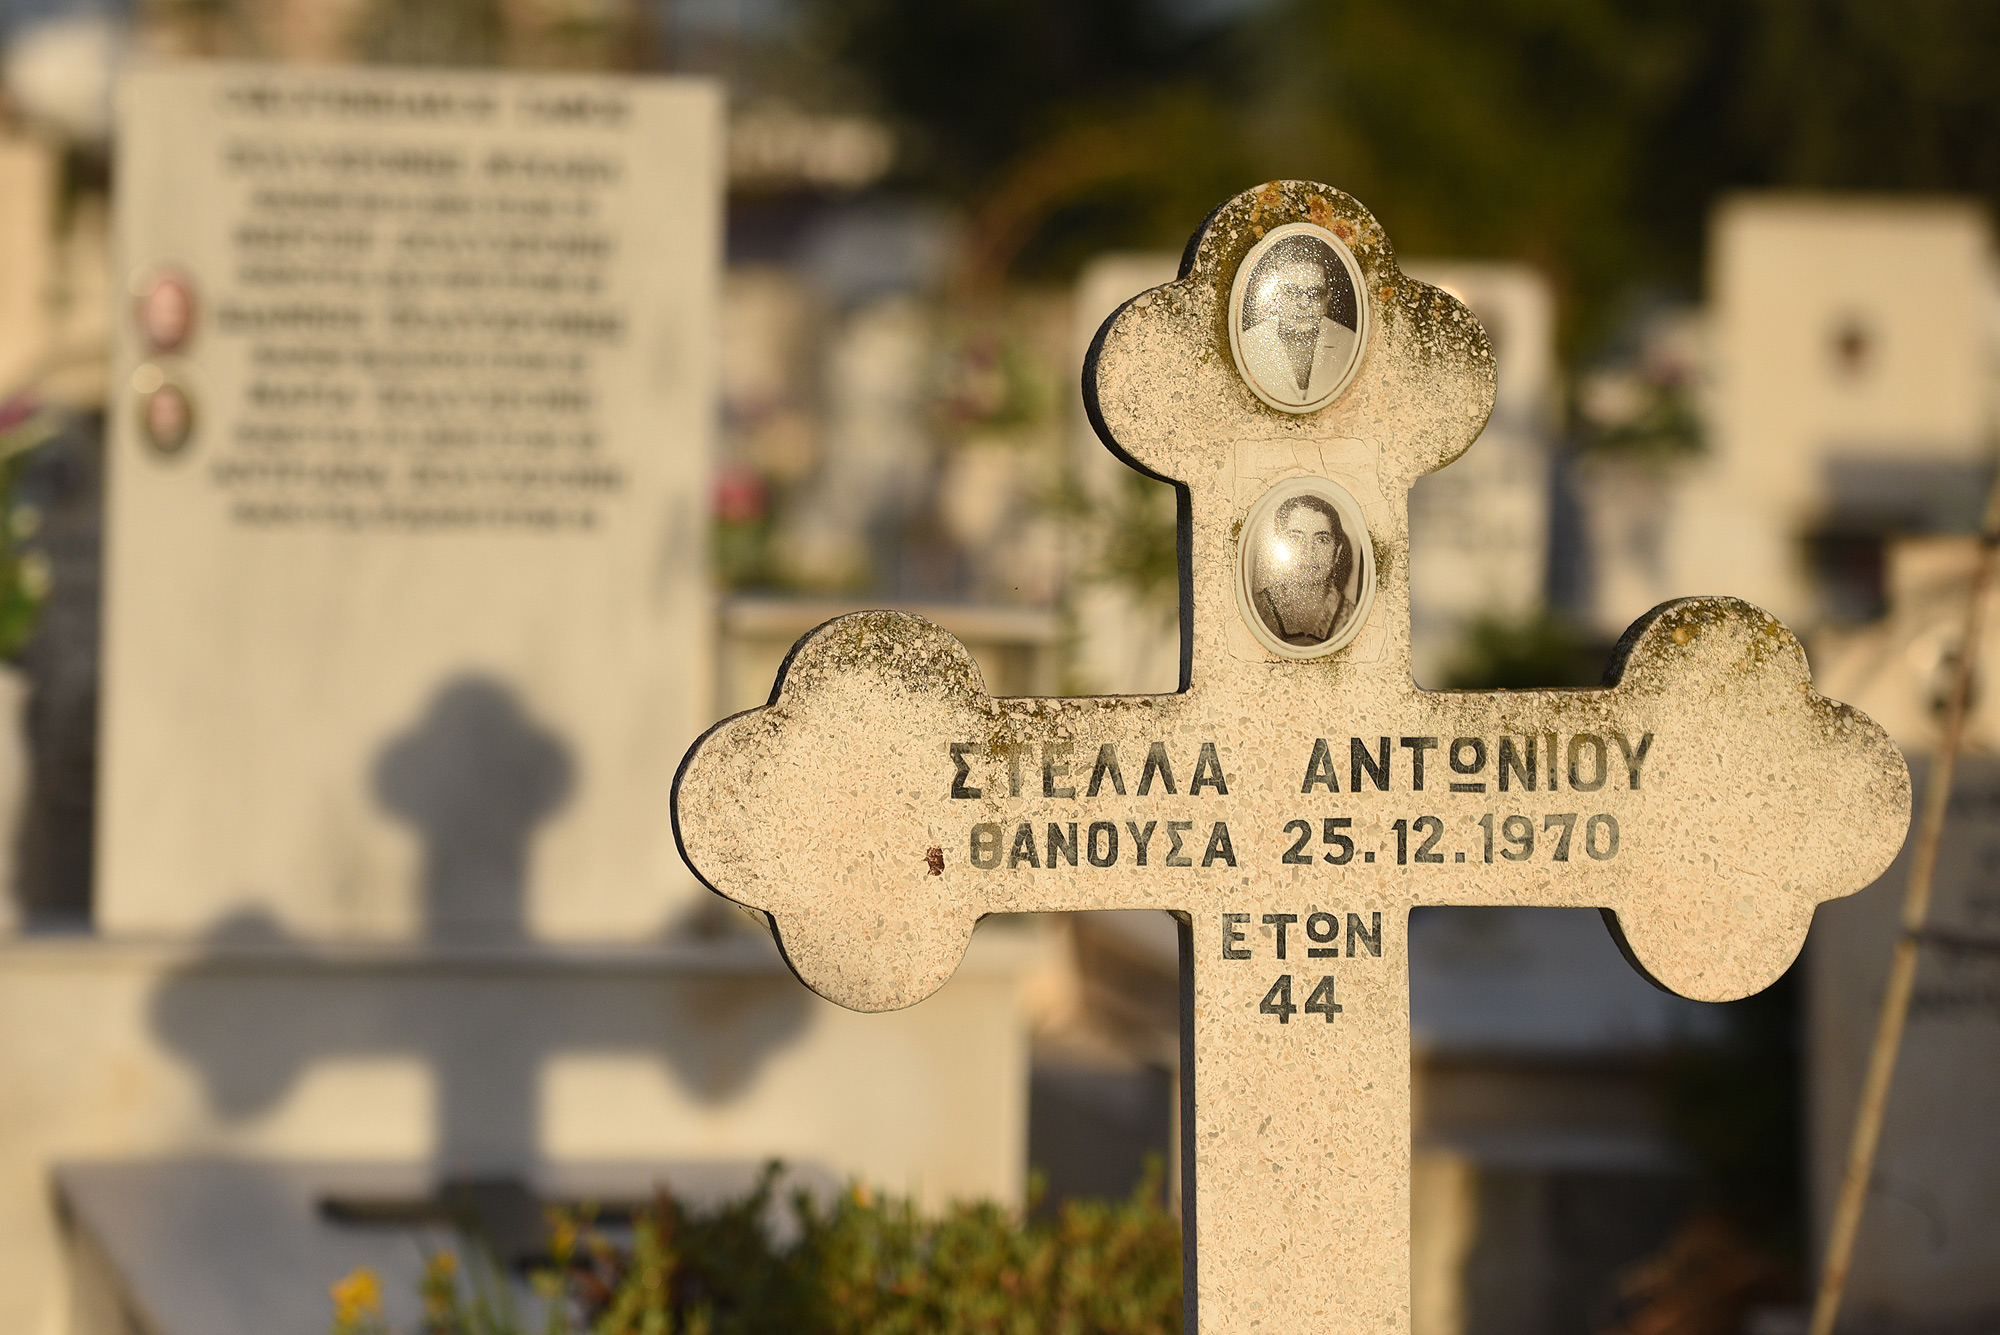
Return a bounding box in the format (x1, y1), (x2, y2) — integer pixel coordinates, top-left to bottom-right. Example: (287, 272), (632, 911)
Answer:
(1808, 758), (2000, 1330)
(673, 182), (1912, 1334)
(0, 134), (55, 398)
(103, 64), (720, 938)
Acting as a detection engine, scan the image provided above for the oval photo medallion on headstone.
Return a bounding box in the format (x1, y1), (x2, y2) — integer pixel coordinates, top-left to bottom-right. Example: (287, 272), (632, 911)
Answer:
(1236, 475), (1375, 658)
(1228, 222), (1367, 413)
(133, 266), (198, 355)
(132, 363), (195, 457)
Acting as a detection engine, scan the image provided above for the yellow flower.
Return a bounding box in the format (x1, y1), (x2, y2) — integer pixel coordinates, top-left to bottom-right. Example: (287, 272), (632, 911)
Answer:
(330, 1267), (383, 1329)
(547, 1209), (579, 1262)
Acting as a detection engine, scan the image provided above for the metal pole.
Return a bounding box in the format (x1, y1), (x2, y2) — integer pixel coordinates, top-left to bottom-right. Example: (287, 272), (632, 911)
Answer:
(1808, 477), (2000, 1335)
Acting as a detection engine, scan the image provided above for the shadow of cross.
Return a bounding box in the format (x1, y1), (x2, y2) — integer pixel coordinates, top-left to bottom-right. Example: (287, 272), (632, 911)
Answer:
(151, 674), (809, 1192)
(671, 181), (1913, 1334)
(375, 676), (575, 944)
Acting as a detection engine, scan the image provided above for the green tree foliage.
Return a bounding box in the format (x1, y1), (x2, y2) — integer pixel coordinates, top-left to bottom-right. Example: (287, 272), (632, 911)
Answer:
(809, 0), (1251, 285)
(811, 0), (1216, 189)
(0, 400), (59, 661)
(812, 0), (2000, 347)
(1440, 612), (1603, 690)
(1742, 0), (2000, 199)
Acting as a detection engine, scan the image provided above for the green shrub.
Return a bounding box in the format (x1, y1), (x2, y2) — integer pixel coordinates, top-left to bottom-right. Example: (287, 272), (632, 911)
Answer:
(331, 1163), (1181, 1335)
(1440, 612), (1603, 691)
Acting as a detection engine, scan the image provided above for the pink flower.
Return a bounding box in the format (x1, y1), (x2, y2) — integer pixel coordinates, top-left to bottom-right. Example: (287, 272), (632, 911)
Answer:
(0, 395), (40, 434)
(714, 464), (767, 524)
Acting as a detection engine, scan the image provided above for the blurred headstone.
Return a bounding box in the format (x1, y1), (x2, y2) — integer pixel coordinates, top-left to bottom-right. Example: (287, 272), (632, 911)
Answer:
(772, 294), (928, 592)
(100, 64), (721, 938)
(1653, 198), (1993, 632)
(1806, 759), (2000, 1334)
(0, 132), (55, 396)
(1810, 536), (2000, 1330)
(1067, 252), (1181, 695)
(1403, 262), (1555, 683)
(1816, 539), (2000, 756)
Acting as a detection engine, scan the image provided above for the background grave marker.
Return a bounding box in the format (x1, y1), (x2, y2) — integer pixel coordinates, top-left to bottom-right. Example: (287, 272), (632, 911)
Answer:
(674, 181), (1912, 1334)
(103, 64), (720, 939)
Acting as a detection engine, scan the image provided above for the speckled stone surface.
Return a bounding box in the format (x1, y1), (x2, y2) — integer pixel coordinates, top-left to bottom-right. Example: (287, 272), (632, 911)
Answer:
(674, 181), (1911, 1335)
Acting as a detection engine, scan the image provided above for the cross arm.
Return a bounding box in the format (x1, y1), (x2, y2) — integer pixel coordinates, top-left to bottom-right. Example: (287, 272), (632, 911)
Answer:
(673, 595), (1909, 1012)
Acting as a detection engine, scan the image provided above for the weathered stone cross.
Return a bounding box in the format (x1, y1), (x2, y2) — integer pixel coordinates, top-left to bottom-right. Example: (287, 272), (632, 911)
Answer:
(673, 181), (1911, 1334)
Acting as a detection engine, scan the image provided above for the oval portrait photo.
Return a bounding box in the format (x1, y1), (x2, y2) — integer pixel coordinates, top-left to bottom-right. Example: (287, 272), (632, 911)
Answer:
(133, 267), (198, 355)
(1237, 476), (1375, 659)
(1228, 222), (1367, 413)
(139, 381), (196, 456)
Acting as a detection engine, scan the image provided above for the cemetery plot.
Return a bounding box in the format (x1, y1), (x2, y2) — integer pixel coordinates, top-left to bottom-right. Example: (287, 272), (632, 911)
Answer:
(676, 182), (1913, 1335)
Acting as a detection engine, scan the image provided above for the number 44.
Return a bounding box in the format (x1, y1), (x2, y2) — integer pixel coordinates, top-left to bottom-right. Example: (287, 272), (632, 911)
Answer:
(1259, 974), (1341, 1023)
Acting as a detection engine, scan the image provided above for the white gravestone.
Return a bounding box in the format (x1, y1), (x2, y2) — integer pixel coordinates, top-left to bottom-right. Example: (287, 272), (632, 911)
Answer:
(674, 181), (1912, 1334)
(1668, 197), (1993, 630)
(1068, 252), (1183, 697)
(1807, 758), (2000, 1332)
(1403, 262), (1555, 683)
(1811, 537), (2000, 1329)
(101, 64), (720, 939)
(0, 134), (56, 399)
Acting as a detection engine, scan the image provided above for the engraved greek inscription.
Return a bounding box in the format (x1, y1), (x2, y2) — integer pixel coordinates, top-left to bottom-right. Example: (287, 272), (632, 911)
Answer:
(1008, 822), (1039, 868)
(1448, 737), (1487, 793)
(950, 742), (981, 799)
(1399, 737), (1439, 790)
(970, 822), (1001, 869)
(1614, 731), (1654, 789)
(1203, 822), (1238, 867)
(1087, 821), (1118, 867)
(1568, 733), (1608, 792)
(1347, 912), (1382, 957)
(1088, 744), (1126, 796)
(1353, 736), (1389, 792)
(1042, 742), (1075, 799)
(1128, 820), (1157, 867)
(1262, 912), (1298, 959)
(1302, 737), (1339, 793)
(1190, 742), (1229, 796)
(1306, 911), (1339, 957)
(1047, 822), (1078, 867)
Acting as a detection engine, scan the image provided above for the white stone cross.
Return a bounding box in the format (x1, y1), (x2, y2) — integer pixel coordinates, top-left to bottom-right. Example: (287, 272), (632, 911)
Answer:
(673, 181), (1912, 1334)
